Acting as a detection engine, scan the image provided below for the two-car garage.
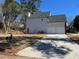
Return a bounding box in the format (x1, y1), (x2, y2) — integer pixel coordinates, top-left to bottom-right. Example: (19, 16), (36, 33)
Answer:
(47, 27), (65, 34)
(47, 22), (65, 34)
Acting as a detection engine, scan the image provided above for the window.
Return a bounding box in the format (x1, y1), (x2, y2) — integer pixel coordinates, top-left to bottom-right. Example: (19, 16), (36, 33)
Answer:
(41, 19), (43, 21)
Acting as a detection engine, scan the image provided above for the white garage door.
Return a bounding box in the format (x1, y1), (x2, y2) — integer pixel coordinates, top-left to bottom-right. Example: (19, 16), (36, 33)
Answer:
(47, 27), (65, 34)
(55, 27), (65, 34)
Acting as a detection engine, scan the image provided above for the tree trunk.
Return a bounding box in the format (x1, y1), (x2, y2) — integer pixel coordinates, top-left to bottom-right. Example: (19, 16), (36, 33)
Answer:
(20, 14), (27, 33)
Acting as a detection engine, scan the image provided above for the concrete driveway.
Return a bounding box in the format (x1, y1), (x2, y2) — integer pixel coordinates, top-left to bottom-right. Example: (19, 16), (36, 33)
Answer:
(45, 34), (68, 38)
(16, 37), (79, 59)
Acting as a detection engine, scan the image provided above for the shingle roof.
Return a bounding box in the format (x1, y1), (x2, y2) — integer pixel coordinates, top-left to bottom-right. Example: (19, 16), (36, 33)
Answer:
(28, 11), (51, 18)
(27, 11), (66, 22)
(48, 15), (66, 22)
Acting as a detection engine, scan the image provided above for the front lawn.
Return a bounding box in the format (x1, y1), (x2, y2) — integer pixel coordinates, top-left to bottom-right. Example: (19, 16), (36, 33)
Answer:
(67, 33), (79, 39)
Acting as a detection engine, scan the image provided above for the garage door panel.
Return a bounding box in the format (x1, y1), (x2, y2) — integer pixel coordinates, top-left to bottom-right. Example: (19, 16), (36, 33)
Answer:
(47, 26), (65, 34)
(55, 27), (65, 34)
(47, 27), (56, 34)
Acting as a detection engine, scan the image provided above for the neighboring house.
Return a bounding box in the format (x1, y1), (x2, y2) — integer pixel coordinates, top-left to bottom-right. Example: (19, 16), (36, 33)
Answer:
(26, 11), (67, 34)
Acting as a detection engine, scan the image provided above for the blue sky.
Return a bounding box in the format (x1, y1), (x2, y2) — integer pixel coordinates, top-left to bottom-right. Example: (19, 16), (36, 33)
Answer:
(0, 0), (79, 23)
(40, 0), (79, 23)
